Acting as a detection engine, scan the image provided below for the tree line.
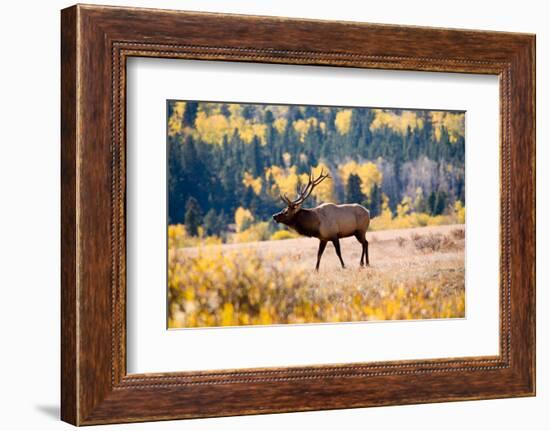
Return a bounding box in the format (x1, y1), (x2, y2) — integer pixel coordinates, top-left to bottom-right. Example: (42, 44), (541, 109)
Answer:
(168, 101), (465, 237)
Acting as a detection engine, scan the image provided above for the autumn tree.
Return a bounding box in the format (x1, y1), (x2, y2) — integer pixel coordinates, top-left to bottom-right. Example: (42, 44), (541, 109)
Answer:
(345, 174), (365, 204)
(184, 197), (201, 236)
(434, 191), (448, 215)
(203, 209), (220, 236)
(235, 207), (254, 233)
(369, 183), (382, 217)
(183, 101), (198, 127)
(427, 191), (437, 215)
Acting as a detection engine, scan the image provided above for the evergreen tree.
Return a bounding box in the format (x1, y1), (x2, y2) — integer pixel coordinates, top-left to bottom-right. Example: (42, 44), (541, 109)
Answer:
(184, 197), (201, 236)
(167, 101), (174, 119)
(264, 109), (275, 125)
(326, 109), (337, 132)
(345, 174), (365, 204)
(369, 183), (382, 217)
(220, 103), (231, 117)
(242, 105), (255, 120)
(181, 135), (198, 173)
(203, 209), (219, 236)
(348, 109), (363, 153)
(414, 189), (428, 214)
(243, 186), (255, 209)
(286, 105), (304, 121)
(245, 136), (263, 177)
(168, 136), (185, 224)
(182, 102), (198, 127)
(427, 191), (437, 215)
(434, 191), (448, 215)
(304, 105), (319, 119)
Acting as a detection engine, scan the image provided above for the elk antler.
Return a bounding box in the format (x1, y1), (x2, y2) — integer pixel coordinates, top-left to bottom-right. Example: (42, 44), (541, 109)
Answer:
(282, 168), (330, 206)
(280, 193), (291, 205)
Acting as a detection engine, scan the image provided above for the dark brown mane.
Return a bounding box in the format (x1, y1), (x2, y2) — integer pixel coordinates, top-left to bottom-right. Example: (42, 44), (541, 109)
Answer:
(287, 208), (321, 238)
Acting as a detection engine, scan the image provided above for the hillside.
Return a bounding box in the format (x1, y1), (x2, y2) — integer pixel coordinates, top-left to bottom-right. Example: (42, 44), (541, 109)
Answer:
(168, 101), (466, 240)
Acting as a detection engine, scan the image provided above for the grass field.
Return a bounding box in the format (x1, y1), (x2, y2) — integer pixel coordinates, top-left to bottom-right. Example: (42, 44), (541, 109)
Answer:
(168, 224), (465, 328)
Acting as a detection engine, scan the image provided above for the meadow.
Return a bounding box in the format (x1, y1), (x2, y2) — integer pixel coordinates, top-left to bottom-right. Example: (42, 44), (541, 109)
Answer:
(168, 224), (465, 328)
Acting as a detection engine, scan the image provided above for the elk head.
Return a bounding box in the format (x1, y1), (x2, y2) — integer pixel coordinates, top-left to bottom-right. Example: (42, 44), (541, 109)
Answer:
(272, 169), (330, 225)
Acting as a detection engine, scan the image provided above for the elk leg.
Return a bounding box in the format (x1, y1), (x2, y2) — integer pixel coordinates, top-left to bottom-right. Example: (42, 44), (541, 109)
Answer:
(355, 232), (366, 266)
(364, 238), (370, 266)
(316, 240), (328, 271)
(332, 239), (346, 269)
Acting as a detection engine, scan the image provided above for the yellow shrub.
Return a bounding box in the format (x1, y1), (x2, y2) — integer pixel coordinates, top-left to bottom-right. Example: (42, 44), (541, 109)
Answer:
(168, 246), (465, 328)
(168, 247), (312, 328)
(270, 230), (298, 241)
(234, 207), (254, 233)
(204, 236), (223, 246)
(233, 222), (270, 243)
(369, 209), (464, 232)
(454, 201), (466, 224)
(426, 215), (448, 226)
(168, 224), (222, 248)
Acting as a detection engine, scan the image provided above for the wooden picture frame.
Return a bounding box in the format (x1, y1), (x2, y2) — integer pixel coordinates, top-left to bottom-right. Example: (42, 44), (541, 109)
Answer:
(61, 4), (535, 425)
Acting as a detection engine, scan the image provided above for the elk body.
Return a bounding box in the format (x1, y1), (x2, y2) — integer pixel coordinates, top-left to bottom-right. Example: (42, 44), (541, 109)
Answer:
(272, 170), (370, 271)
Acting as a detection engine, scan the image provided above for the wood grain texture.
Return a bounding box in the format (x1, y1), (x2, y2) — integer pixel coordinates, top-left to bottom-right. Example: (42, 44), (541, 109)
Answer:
(60, 4), (536, 425)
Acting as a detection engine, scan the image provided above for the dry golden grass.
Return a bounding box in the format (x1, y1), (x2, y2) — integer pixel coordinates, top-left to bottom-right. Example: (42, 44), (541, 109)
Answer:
(168, 224), (465, 328)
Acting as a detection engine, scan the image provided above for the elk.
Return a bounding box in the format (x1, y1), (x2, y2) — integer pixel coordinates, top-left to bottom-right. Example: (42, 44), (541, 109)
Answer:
(272, 169), (371, 271)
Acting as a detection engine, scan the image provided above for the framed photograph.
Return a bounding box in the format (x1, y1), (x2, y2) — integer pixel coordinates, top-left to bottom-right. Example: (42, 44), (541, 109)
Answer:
(61, 4), (535, 425)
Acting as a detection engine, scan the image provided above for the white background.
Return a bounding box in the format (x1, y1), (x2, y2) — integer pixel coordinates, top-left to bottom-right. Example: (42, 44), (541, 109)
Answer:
(127, 59), (499, 373)
(0, 0), (547, 430)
